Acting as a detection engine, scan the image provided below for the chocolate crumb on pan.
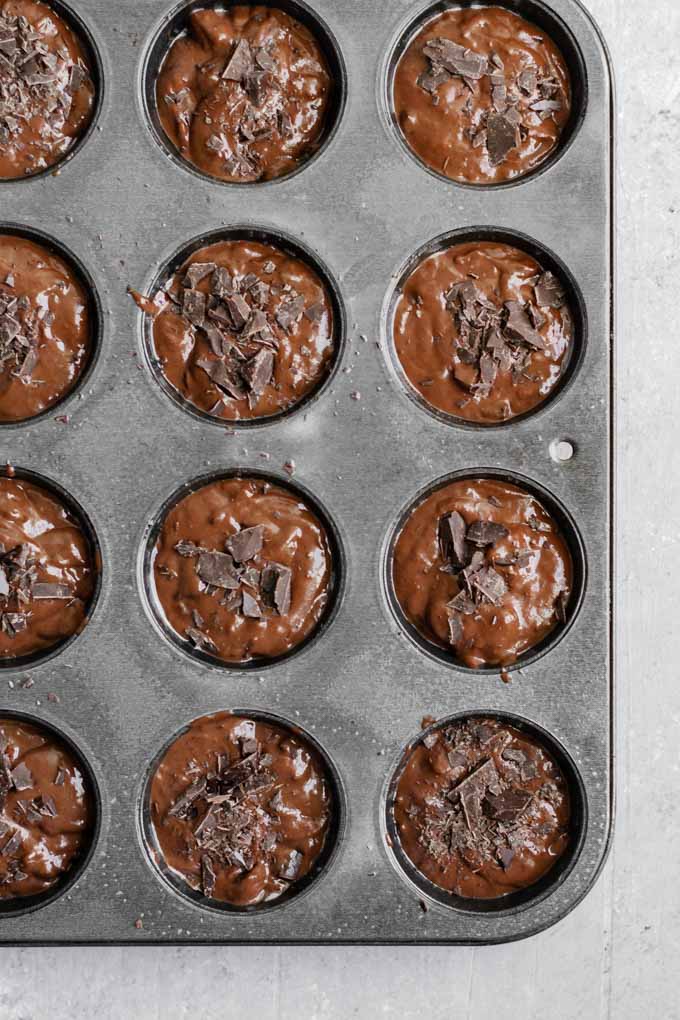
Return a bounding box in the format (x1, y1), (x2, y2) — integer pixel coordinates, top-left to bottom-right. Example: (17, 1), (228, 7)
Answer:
(392, 476), (573, 669)
(0, 0), (96, 180)
(393, 240), (574, 424)
(148, 712), (335, 908)
(393, 5), (571, 184)
(154, 4), (333, 183)
(134, 237), (337, 423)
(393, 716), (571, 900)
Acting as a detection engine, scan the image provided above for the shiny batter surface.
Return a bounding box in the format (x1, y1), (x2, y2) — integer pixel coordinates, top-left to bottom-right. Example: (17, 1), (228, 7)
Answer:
(144, 238), (335, 422)
(0, 717), (94, 900)
(0, 475), (96, 661)
(393, 241), (572, 424)
(392, 477), (572, 668)
(156, 5), (332, 183)
(150, 712), (334, 907)
(152, 476), (333, 664)
(394, 716), (571, 899)
(393, 5), (571, 184)
(0, 0), (96, 179)
(0, 234), (92, 422)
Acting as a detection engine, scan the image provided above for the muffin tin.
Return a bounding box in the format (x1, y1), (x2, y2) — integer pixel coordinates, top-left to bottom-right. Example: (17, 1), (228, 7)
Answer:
(0, 0), (613, 943)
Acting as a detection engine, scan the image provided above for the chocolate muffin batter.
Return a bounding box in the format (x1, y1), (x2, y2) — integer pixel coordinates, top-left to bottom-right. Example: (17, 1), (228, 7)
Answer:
(0, 234), (93, 422)
(393, 241), (573, 424)
(140, 238), (335, 422)
(393, 716), (570, 900)
(149, 712), (334, 907)
(151, 476), (333, 664)
(0, 0), (96, 180)
(0, 717), (94, 900)
(393, 5), (571, 184)
(392, 477), (572, 668)
(155, 5), (332, 183)
(0, 474), (96, 661)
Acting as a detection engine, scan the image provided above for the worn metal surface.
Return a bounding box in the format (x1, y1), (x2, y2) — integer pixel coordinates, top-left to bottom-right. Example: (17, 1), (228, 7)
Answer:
(0, 0), (612, 944)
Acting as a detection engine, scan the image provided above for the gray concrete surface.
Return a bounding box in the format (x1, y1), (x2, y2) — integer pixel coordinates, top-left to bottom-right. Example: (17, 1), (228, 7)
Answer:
(0, 0), (676, 1015)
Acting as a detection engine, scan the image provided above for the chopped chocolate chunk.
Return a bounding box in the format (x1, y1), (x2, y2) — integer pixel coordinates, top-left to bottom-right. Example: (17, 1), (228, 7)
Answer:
(186, 626), (218, 652)
(241, 347), (274, 400)
(168, 776), (207, 819)
(470, 565), (507, 605)
(222, 38), (253, 81)
(10, 761), (33, 791)
(196, 551), (240, 589)
(0, 829), (22, 857)
(534, 271), (566, 309)
(211, 267), (234, 298)
(486, 110), (518, 165)
(261, 562), (292, 615)
(201, 854), (217, 897)
(241, 590), (262, 618)
(184, 263), (217, 289)
(423, 38), (487, 80)
(275, 294), (305, 332)
(466, 521), (509, 547)
(439, 511), (470, 566)
(225, 525), (264, 563)
(454, 758), (499, 831)
(279, 848), (302, 881)
(504, 301), (546, 349)
(485, 787), (533, 822)
(182, 289), (206, 328)
(225, 294), (251, 331)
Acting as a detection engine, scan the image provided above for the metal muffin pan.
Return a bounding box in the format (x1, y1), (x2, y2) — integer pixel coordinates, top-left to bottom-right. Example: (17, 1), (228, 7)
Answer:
(0, 0), (613, 943)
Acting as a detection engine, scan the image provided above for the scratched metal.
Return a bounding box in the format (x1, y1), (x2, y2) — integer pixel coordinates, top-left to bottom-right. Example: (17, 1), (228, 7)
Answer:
(0, 0), (613, 944)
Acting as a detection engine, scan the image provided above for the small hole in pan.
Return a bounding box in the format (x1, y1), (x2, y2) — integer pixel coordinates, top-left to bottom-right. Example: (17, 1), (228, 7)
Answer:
(139, 225), (346, 428)
(0, 0), (104, 185)
(0, 223), (103, 427)
(141, 0), (347, 186)
(383, 0), (588, 190)
(382, 467), (587, 676)
(0, 466), (103, 671)
(0, 710), (101, 917)
(383, 710), (587, 914)
(138, 467), (346, 671)
(383, 226), (587, 430)
(138, 708), (345, 914)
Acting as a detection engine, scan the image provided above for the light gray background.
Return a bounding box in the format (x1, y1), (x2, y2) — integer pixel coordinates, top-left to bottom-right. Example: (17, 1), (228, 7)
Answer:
(0, 0), (674, 1015)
